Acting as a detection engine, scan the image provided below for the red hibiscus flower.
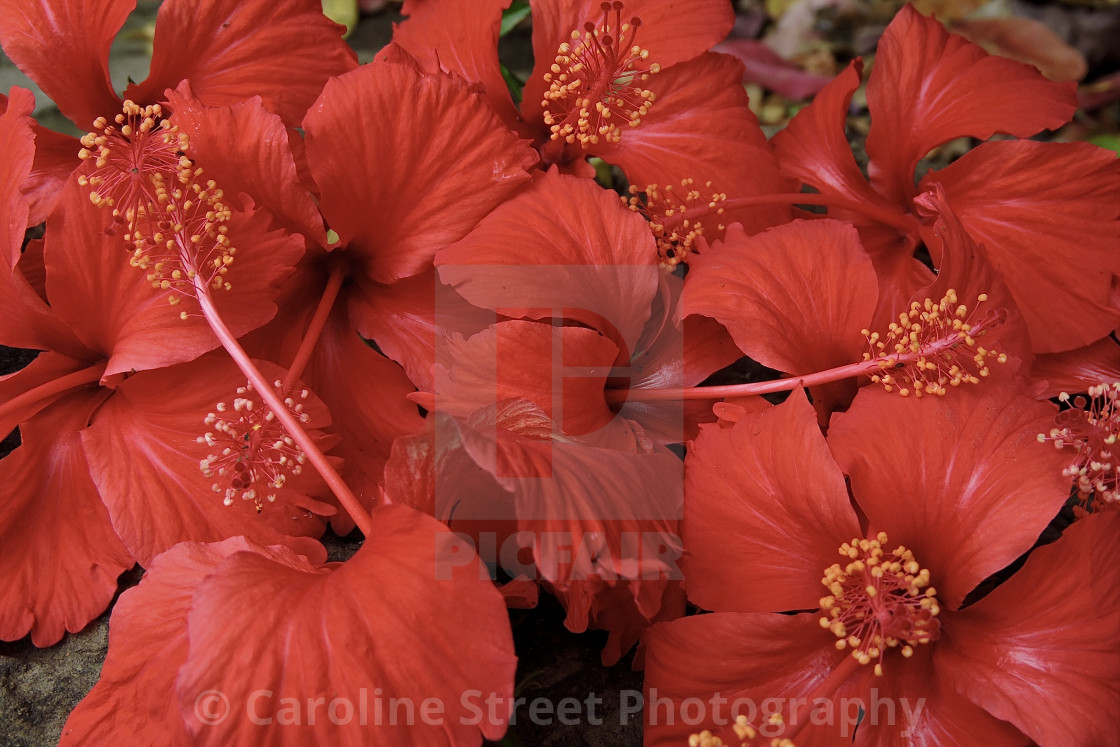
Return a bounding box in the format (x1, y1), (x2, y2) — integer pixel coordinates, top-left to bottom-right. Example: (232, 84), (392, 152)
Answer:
(0, 0), (357, 223)
(642, 385), (1118, 745)
(771, 4), (1120, 352)
(0, 99), (331, 645)
(390, 0), (793, 255)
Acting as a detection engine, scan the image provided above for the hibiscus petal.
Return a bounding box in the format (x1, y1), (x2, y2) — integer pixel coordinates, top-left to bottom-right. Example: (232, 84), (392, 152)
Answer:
(642, 613), (849, 747)
(0, 87), (34, 265)
(828, 385), (1072, 610)
(0, 391), (133, 646)
(128, 0), (357, 125)
(391, 0), (520, 126)
(1032, 335), (1120, 399)
(437, 170), (658, 353)
(176, 505), (516, 745)
(432, 321), (620, 439)
(80, 355), (330, 566)
(936, 512), (1120, 747)
(865, 5), (1077, 207)
(304, 57), (536, 284)
(928, 139), (1120, 353)
(681, 388), (861, 613)
(772, 62), (901, 218)
(45, 177), (305, 378)
(165, 82), (326, 245)
(602, 52), (793, 236)
(0, 0), (129, 130)
(348, 267), (496, 392)
(683, 220), (877, 376)
(59, 538), (268, 746)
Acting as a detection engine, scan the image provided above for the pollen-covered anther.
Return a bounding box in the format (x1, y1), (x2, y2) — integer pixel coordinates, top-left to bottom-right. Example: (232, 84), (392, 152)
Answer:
(78, 100), (181, 226)
(861, 290), (1008, 397)
(1038, 382), (1119, 513)
(624, 179), (727, 268)
(542, 1), (660, 149)
(686, 714), (795, 747)
(196, 380), (313, 512)
(819, 532), (940, 676)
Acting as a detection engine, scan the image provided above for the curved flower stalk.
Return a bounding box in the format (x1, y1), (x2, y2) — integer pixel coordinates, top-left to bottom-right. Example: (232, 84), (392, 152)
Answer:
(0, 97), (327, 645)
(643, 386), (1116, 746)
(0, 0), (357, 223)
(633, 188), (1026, 419)
(75, 98), (372, 535)
(769, 5), (1120, 351)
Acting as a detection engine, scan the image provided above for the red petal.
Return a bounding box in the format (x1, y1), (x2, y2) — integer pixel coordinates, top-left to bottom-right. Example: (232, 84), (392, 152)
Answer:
(437, 170), (658, 353)
(835, 645), (1029, 747)
(643, 613), (848, 747)
(59, 538), (267, 746)
(936, 512), (1120, 747)
(828, 385), (1072, 610)
(865, 5), (1076, 207)
(772, 62), (900, 217)
(682, 388), (861, 613)
(80, 355), (330, 566)
(433, 321), (619, 439)
(603, 52), (794, 236)
(1032, 335), (1120, 399)
(176, 505), (516, 745)
(928, 140), (1120, 353)
(0, 0), (128, 129)
(129, 0), (357, 125)
(348, 266), (496, 391)
(0, 87), (35, 264)
(0, 352), (95, 438)
(165, 82), (326, 245)
(392, 0), (519, 126)
(45, 178), (305, 378)
(304, 58), (536, 284)
(0, 392), (133, 646)
(683, 220), (877, 375)
(623, 277), (742, 443)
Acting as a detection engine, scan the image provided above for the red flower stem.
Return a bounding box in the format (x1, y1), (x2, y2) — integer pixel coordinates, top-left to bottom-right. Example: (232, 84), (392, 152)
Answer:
(193, 281), (372, 537)
(610, 359), (884, 404)
(0, 360), (107, 424)
(283, 263), (345, 391)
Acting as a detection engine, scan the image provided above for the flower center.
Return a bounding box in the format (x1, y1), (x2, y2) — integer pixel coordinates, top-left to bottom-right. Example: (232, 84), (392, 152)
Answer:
(79, 101), (237, 315)
(819, 532), (941, 676)
(78, 101), (186, 226)
(861, 289), (1008, 397)
(541, 1), (660, 149)
(624, 179), (727, 268)
(197, 380), (312, 512)
(1038, 382), (1119, 512)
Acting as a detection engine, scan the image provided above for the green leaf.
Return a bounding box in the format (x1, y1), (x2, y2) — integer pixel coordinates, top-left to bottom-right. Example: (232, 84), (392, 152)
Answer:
(501, 1), (531, 36)
(1088, 134), (1120, 156)
(501, 63), (524, 105)
(321, 0), (358, 38)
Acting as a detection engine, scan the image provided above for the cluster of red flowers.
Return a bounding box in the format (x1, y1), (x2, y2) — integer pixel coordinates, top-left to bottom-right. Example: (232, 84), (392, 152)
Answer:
(0, 0), (1117, 744)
